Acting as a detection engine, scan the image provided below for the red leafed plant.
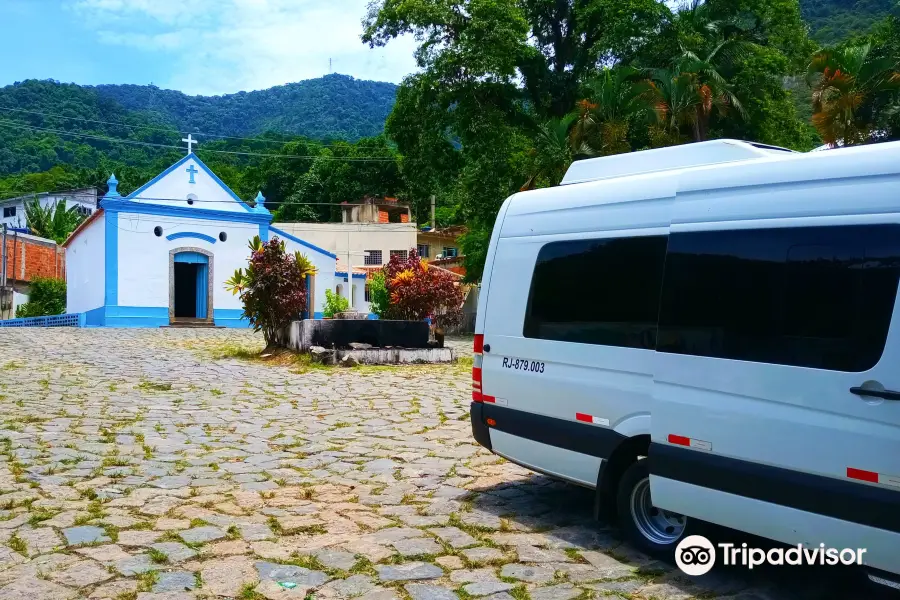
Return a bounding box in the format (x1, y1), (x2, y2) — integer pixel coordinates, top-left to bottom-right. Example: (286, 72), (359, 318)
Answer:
(225, 236), (316, 347)
(383, 248), (464, 328)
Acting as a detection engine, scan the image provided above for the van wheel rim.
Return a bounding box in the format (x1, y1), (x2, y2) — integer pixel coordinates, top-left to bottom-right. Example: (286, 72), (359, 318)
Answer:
(629, 476), (686, 545)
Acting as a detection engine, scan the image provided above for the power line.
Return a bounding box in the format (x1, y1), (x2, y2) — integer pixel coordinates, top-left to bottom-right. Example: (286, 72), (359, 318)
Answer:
(0, 121), (398, 162)
(0, 189), (423, 208)
(0, 106), (368, 148)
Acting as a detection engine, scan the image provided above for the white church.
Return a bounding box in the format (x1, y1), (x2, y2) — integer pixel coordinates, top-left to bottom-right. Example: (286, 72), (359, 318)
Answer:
(63, 138), (338, 327)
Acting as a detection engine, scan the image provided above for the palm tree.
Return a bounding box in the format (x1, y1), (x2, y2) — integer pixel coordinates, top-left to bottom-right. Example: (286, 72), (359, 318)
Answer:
(807, 43), (900, 147)
(584, 67), (657, 155)
(521, 114), (578, 190)
(24, 197), (85, 244)
(676, 42), (750, 141)
(647, 69), (699, 146)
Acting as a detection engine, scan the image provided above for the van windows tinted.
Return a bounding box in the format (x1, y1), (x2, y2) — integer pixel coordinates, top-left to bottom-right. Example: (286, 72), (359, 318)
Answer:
(524, 235), (667, 349)
(658, 224), (900, 372)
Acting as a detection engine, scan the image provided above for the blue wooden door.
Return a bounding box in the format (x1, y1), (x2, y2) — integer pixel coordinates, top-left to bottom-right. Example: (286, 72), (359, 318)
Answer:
(174, 252), (209, 319)
(195, 264), (208, 319)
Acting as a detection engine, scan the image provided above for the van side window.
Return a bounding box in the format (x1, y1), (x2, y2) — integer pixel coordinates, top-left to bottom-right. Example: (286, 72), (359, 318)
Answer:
(523, 235), (667, 349)
(658, 224), (900, 372)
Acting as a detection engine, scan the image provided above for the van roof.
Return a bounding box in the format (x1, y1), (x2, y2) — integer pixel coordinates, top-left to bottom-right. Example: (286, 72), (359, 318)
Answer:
(560, 139), (795, 186)
(500, 140), (900, 239)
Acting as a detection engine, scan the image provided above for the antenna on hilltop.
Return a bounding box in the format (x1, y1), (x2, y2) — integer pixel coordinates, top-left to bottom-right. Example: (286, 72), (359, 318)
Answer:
(329, 58), (332, 73)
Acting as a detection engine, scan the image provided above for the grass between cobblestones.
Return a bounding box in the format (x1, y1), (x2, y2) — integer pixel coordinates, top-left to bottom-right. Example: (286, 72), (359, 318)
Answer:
(0, 329), (833, 600)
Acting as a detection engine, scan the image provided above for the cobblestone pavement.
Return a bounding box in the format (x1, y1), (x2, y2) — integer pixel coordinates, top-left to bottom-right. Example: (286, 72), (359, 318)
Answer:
(0, 330), (873, 600)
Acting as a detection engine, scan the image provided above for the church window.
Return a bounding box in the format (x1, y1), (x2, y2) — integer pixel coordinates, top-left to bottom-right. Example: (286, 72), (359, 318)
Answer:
(187, 193), (198, 206)
(154, 226), (163, 237)
(219, 232), (227, 242)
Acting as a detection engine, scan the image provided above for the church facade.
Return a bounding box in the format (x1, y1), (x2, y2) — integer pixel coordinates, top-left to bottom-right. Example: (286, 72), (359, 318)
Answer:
(63, 151), (337, 328)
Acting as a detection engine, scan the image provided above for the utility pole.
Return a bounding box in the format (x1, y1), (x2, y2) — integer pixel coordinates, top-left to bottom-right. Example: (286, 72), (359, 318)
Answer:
(347, 228), (352, 309)
(430, 195), (436, 229)
(1, 223), (7, 289)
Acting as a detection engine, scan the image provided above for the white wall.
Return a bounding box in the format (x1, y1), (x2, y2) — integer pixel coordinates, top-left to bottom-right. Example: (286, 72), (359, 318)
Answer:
(66, 215), (105, 313)
(1, 190), (97, 228)
(130, 157), (249, 213)
(116, 213), (257, 309)
(279, 234), (336, 316)
(273, 222), (417, 267)
(115, 216), (337, 316)
(332, 275), (370, 314)
(12, 291), (28, 315)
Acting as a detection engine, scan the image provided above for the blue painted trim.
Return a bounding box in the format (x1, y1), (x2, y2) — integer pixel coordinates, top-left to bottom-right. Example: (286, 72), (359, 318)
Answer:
(101, 199), (271, 225)
(214, 308), (250, 328)
(174, 251), (208, 264)
(166, 231), (217, 244)
(269, 226), (337, 259)
(335, 271), (367, 279)
(82, 306), (172, 328)
(84, 306), (105, 326)
(368, 313), (379, 320)
(79, 306), (249, 328)
(259, 224), (269, 242)
(313, 311), (324, 320)
(104, 211), (118, 306)
(123, 153), (256, 212)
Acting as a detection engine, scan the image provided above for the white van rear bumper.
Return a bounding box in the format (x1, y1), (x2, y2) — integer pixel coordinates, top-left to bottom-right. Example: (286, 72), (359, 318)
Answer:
(490, 429), (602, 488)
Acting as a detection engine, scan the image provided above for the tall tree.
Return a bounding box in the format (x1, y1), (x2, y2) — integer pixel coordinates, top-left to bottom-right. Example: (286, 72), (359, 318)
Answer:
(807, 43), (900, 146)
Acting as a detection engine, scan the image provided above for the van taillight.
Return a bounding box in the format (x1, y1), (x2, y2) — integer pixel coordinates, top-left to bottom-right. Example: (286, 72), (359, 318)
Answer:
(472, 335), (494, 403)
(473, 334), (484, 402)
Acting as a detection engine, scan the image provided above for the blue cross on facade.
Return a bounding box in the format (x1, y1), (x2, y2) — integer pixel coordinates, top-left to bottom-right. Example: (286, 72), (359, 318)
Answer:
(186, 164), (198, 184)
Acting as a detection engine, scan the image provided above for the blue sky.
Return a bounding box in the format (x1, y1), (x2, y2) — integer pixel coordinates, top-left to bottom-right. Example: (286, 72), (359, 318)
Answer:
(0, 0), (418, 95)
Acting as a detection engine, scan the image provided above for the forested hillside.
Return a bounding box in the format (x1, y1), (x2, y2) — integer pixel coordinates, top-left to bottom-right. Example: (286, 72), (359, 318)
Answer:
(801, 0), (899, 44)
(0, 76), (405, 224)
(95, 74), (397, 141)
(0, 74), (397, 177)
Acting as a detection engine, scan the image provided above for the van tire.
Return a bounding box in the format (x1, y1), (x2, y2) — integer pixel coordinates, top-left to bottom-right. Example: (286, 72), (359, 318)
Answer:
(616, 458), (690, 557)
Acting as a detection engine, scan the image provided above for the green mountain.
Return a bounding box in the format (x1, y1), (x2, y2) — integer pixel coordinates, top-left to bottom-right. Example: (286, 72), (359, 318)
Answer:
(801, 0), (899, 44)
(94, 74), (398, 141)
(0, 74), (397, 178)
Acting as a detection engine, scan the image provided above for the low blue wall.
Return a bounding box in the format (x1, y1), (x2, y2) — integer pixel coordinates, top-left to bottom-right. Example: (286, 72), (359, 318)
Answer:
(0, 313), (85, 328)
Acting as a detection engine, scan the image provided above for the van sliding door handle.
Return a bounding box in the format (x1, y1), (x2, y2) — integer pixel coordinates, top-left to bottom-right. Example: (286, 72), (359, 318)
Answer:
(850, 386), (900, 401)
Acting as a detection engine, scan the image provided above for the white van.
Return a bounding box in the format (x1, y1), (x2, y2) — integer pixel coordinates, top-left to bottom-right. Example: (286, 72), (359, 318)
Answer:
(470, 139), (900, 585)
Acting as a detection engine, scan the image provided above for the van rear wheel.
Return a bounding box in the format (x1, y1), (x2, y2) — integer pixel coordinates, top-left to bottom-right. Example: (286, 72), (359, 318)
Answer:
(617, 458), (689, 555)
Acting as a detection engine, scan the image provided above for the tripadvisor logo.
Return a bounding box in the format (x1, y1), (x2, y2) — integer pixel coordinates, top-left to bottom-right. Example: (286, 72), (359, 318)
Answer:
(675, 535), (867, 575)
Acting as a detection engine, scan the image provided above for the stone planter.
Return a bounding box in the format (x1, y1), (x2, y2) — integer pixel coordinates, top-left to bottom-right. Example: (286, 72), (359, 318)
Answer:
(335, 311), (367, 320)
(278, 319), (430, 352)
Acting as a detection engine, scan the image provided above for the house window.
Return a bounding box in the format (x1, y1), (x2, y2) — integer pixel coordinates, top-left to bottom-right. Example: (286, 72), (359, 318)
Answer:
(658, 224), (900, 372)
(364, 250), (382, 265)
(75, 205), (92, 217)
(390, 250), (408, 260)
(3, 207), (15, 218)
(443, 247), (458, 258)
(524, 235), (668, 349)
(365, 285), (371, 302)
(417, 244), (430, 258)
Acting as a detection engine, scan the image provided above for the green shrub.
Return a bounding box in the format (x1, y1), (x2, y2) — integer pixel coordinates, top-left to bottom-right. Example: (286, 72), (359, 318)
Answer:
(15, 277), (66, 318)
(323, 289), (350, 318)
(367, 271), (390, 318)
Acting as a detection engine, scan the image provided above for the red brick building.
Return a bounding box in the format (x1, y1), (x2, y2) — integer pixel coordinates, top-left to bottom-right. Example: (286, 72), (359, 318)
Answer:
(3, 232), (65, 283)
(1, 232), (65, 318)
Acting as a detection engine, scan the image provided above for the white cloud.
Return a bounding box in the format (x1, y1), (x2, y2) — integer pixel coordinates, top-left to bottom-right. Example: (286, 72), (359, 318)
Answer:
(72, 0), (418, 94)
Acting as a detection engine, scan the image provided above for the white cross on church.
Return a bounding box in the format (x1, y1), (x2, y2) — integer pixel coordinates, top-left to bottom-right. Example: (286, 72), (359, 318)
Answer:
(181, 134), (198, 155)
